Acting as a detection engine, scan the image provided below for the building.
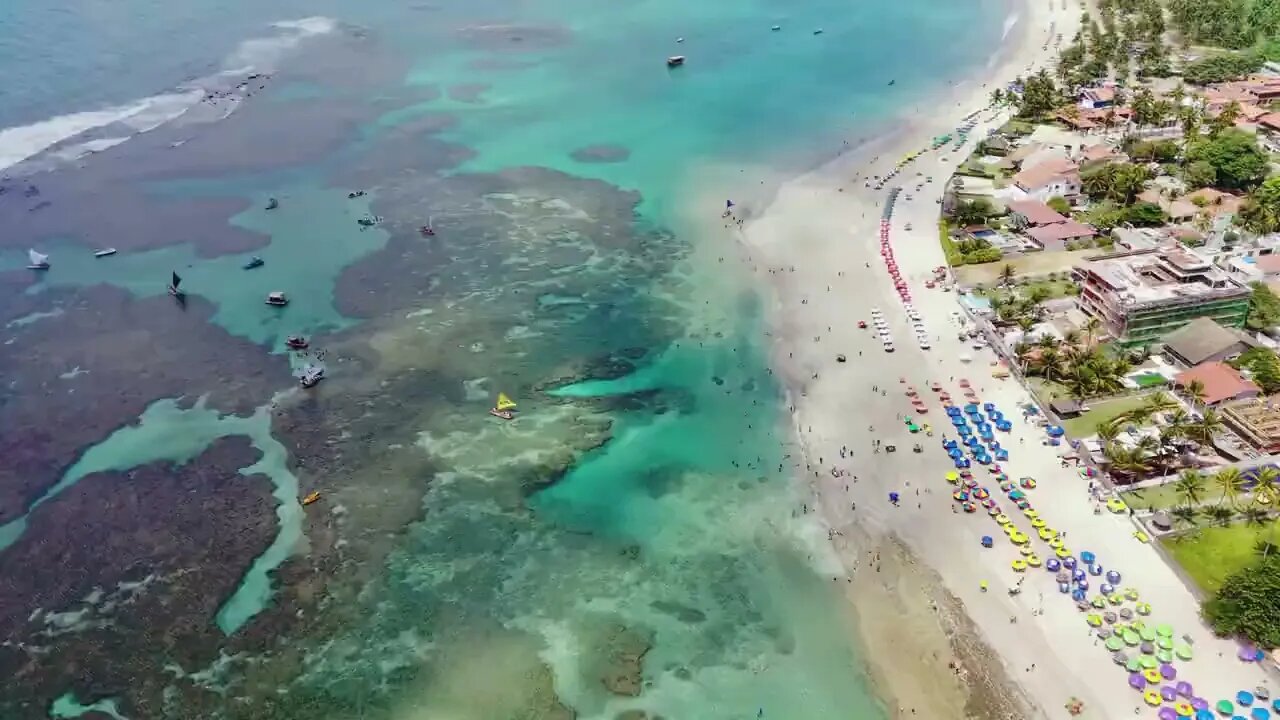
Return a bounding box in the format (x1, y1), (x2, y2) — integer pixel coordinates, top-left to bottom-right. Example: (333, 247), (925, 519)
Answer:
(1173, 361), (1260, 406)
(1222, 396), (1280, 453)
(1012, 158), (1082, 203)
(1075, 249), (1251, 347)
(1079, 85), (1117, 109)
(1006, 199), (1068, 228)
(1026, 220), (1097, 250)
(1162, 317), (1255, 366)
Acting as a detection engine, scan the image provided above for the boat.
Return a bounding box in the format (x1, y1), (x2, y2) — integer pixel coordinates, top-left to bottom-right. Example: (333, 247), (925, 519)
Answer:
(26, 249), (49, 270)
(302, 491), (321, 506)
(667, 55), (685, 67)
(94, 248), (117, 258)
(266, 291), (289, 306)
(300, 364), (324, 388)
(265, 197), (279, 210)
(420, 216), (435, 237)
(168, 271), (184, 296)
(489, 392), (517, 420)
(813, 28), (824, 34)
(286, 335), (309, 350)
(489, 408), (515, 420)
(243, 256), (264, 270)
(771, 25), (781, 30)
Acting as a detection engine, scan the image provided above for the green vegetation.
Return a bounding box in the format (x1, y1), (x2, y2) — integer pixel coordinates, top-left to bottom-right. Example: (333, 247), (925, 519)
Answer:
(1127, 139), (1180, 163)
(1083, 200), (1129, 232)
(1121, 482), (1188, 511)
(1170, 0), (1280, 49)
(1181, 51), (1263, 83)
(953, 198), (998, 226)
(1081, 162), (1152, 204)
(1240, 176), (1280, 234)
(938, 220), (963, 266)
(1185, 129), (1270, 191)
(1166, 521), (1280, 593)
(1231, 344), (1280, 390)
(1204, 555), (1280, 645)
(1014, 70), (1063, 119)
(1245, 283), (1280, 332)
(939, 220), (1001, 266)
(1125, 201), (1168, 226)
(1060, 394), (1151, 437)
(1046, 196), (1071, 214)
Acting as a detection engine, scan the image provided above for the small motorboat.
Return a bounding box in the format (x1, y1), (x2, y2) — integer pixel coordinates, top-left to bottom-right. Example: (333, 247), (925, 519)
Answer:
(94, 248), (117, 258)
(347, 190), (366, 199)
(420, 216), (436, 237)
(771, 25), (781, 31)
(266, 291), (289, 306)
(286, 335), (309, 350)
(302, 491), (321, 506)
(813, 28), (824, 34)
(168, 271), (185, 297)
(888, 79), (896, 86)
(27, 249), (50, 270)
(265, 197), (279, 210)
(243, 256), (264, 270)
(300, 364), (324, 388)
(667, 55), (685, 67)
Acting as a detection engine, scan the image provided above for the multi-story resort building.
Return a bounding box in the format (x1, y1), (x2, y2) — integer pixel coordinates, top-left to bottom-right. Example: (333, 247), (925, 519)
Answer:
(1075, 249), (1251, 347)
(1222, 396), (1280, 454)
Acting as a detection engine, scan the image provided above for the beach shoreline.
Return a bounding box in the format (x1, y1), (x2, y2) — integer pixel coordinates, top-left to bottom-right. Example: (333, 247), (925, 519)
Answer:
(732, 0), (1086, 716)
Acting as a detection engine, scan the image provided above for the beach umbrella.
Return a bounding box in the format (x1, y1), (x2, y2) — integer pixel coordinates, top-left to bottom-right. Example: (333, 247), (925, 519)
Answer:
(1141, 656), (1158, 669)
(1159, 710), (1178, 720)
(1080, 551), (1096, 565)
(1119, 607), (1134, 620)
(1255, 689), (1269, 702)
(1125, 587), (1140, 600)
(1089, 564), (1104, 576)
(1198, 712), (1214, 720)
(1157, 649), (1174, 664)
(1140, 627), (1157, 641)
(1101, 583), (1115, 595)
(1219, 700), (1236, 715)
(1137, 602), (1152, 615)
(1103, 611), (1117, 624)
(1107, 570), (1122, 584)
(1240, 647), (1263, 663)
(1131, 673), (1150, 689)
(1239, 692), (1256, 707)
(1124, 630), (1141, 645)
(1063, 556), (1077, 569)
(1163, 689), (1181, 703)
(1174, 704), (1193, 718)
(1253, 709), (1272, 720)
(1098, 626), (1113, 638)
(1142, 641), (1156, 655)
(1113, 651), (1129, 665)
(1272, 700), (1280, 713)
(1174, 644), (1192, 660)
(1195, 699), (1210, 712)
(1127, 657), (1144, 672)
(1107, 636), (1126, 651)
(945, 471), (960, 482)
(1046, 558), (1061, 572)
(1147, 690), (1165, 706)
(1163, 666), (1178, 682)
(946, 406), (961, 417)
(1158, 637), (1174, 650)
(1142, 668), (1163, 684)
(1057, 547), (1072, 558)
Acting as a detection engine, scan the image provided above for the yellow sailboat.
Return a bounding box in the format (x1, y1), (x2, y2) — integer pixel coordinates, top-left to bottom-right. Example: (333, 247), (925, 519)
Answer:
(490, 392), (517, 420)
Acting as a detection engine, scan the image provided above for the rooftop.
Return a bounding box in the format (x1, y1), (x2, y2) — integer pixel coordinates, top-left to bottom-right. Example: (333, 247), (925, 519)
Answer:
(1027, 220), (1096, 243)
(1173, 361), (1260, 405)
(1013, 157), (1079, 191)
(1006, 199), (1068, 226)
(1079, 250), (1246, 306)
(1163, 317), (1253, 366)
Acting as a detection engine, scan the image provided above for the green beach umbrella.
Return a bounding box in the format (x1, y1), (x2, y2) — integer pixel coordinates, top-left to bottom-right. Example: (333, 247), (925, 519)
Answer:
(1156, 649), (1173, 663)
(1156, 623), (1173, 637)
(1109, 593), (1124, 605)
(1140, 627), (1157, 641)
(1174, 644), (1192, 660)
(1106, 636), (1126, 651)
(1127, 657), (1143, 672)
(1124, 630), (1141, 645)
(1087, 614), (1102, 627)
(1140, 655), (1158, 669)
(1158, 637), (1174, 650)
(1218, 700), (1235, 715)
(1092, 597), (1107, 608)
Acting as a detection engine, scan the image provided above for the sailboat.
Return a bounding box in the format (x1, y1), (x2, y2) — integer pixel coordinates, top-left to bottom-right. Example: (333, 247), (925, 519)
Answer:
(490, 392), (517, 420)
(168, 271), (184, 297)
(419, 216), (435, 237)
(27, 249), (49, 270)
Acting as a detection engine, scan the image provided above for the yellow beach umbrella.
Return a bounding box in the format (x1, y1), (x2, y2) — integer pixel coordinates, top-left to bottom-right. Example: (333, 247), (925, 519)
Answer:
(1086, 614), (1102, 627)
(1048, 537), (1064, 549)
(945, 471), (960, 483)
(1143, 669), (1162, 684)
(1024, 509), (1039, 518)
(1055, 547), (1071, 558)
(995, 514), (1011, 525)
(1027, 554), (1042, 567)
(1012, 559), (1028, 572)
(1019, 546), (1034, 556)
(1030, 518), (1046, 528)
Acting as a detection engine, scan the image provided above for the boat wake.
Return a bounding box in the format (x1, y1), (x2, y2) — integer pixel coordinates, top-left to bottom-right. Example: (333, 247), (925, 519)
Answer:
(0, 16), (338, 173)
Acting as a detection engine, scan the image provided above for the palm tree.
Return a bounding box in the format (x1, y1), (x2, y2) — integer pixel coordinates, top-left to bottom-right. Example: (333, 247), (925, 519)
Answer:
(1082, 316), (1103, 347)
(1254, 466), (1280, 498)
(1188, 408), (1224, 446)
(1096, 421), (1121, 444)
(1171, 504), (1199, 527)
(999, 263), (1016, 287)
(1203, 505), (1235, 525)
(1213, 467), (1247, 509)
(1182, 378), (1207, 409)
(1174, 469), (1206, 506)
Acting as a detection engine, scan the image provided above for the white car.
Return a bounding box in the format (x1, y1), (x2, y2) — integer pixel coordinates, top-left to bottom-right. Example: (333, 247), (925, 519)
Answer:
(919, 340), (932, 350)
(883, 343), (895, 353)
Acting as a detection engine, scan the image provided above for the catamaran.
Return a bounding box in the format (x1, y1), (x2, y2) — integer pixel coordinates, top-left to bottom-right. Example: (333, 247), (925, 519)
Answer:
(168, 271), (184, 297)
(26, 249), (49, 270)
(489, 392), (517, 420)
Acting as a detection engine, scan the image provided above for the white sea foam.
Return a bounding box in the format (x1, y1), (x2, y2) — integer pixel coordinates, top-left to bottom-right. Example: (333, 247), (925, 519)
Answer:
(0, 16), (338, 173)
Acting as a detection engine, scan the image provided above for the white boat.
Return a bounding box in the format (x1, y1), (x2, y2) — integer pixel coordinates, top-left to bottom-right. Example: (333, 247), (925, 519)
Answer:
(300, 364), (324, 388)
(94, 248), (117, 258)
(266, 291), (289, 306)
(27, 249), (49, 270)
(667, 55), (685, 67)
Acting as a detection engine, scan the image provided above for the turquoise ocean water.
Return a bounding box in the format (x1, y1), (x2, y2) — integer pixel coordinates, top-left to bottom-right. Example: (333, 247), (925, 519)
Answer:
(0, 0), (1006, 716)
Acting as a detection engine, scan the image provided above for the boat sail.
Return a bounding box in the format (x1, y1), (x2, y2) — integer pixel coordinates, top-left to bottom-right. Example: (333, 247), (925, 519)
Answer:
(495, 393), (517, 411)
(27, 249), (49, 270)
(168, 271), (184, 296)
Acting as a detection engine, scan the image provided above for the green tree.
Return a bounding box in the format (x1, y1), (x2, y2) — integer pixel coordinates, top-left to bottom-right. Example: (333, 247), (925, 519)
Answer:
(1241, 177), (1280, 234)
(1017, 70), (1063, 118)
(1185, 129), (1269, 190)
(1184, 160), (1218, 189)
(1175, 470), (1208, 506)
(1215, 467), (1248, 508)
(953, 198), (997, 226)
(999, 263), (1016, 287)
(1181, 51), (1261, 83)
(1203, 557), (1280, 647)
(1126, 201), (1167, 226)
(1046, 195), (1072, 214)
(1211, 101), (1244, 136)
(1244, 285), (1280, 333)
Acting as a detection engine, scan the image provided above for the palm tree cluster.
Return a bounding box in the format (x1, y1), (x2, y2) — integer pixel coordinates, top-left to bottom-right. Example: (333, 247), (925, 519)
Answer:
(1015, 335), (1132, 400)
(1168, 466), (1280, 556)
(1098, 394), (1225, 480)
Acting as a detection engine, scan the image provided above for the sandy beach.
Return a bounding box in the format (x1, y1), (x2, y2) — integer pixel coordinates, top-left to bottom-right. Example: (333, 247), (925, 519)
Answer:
(720, 0), (1280, 717)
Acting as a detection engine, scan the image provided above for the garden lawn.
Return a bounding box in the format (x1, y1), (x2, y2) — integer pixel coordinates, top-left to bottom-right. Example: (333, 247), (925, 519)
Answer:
(1162, 519), (1280, 593)
(1061, 395), (1150, 438)
(1120, 482), (1184, 511)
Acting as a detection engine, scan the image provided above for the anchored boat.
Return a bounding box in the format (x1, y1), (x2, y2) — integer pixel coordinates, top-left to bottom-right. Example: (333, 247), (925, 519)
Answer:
(168, 271), (185, 297)
(26, 249), (49, 270)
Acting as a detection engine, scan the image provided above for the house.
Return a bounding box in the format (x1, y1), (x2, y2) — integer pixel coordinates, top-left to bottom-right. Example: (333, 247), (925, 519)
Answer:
(1180, 188), (1243, 218)
(1173, 361), (1260, 406)
(1049, 398), (1084, 418)
(1012, 158), (1081, 202)
(1162, 317), (1255, 366)
(1026, 220), (1096, 250)
(981, 135), (1013, 156)
(1258, 112), (1280, 134)
(1135, 189), (1199, 224)
(1006, 199), (1069, 228)
(1079, 85), (1117, 110)
(1080, 143), (1124, 165)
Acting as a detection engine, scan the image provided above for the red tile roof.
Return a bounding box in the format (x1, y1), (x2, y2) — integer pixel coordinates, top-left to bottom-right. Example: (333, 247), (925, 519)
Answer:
(1026, 220), (1095, 243)
(1013, 158), (1079, 191)
(1175, 362), (1260, 405)
(1006, 199), (1069, 226)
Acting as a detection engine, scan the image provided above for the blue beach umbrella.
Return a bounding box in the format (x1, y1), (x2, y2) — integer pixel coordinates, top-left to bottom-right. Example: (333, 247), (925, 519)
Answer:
(955, 458), (970, 468)
(1047, 425), (1065, 437)
(983, 402), (995, 412)
(952, 416), (967, 426)
(1251, 708), (1270, 720)
(949, 449), (963, 459)
(964, 403), (979, 413)
(1081, 551), (1096, 565)
(957, 425), (971, 436)
(995, 449), (1009, 461)
(946, 406), (962, 416)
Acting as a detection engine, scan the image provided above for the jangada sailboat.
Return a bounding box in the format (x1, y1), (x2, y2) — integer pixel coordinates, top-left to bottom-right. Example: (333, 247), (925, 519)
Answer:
(27, 249), (49, 270)
(489, 392), (517, 420)
(168, 271), (185, 297)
